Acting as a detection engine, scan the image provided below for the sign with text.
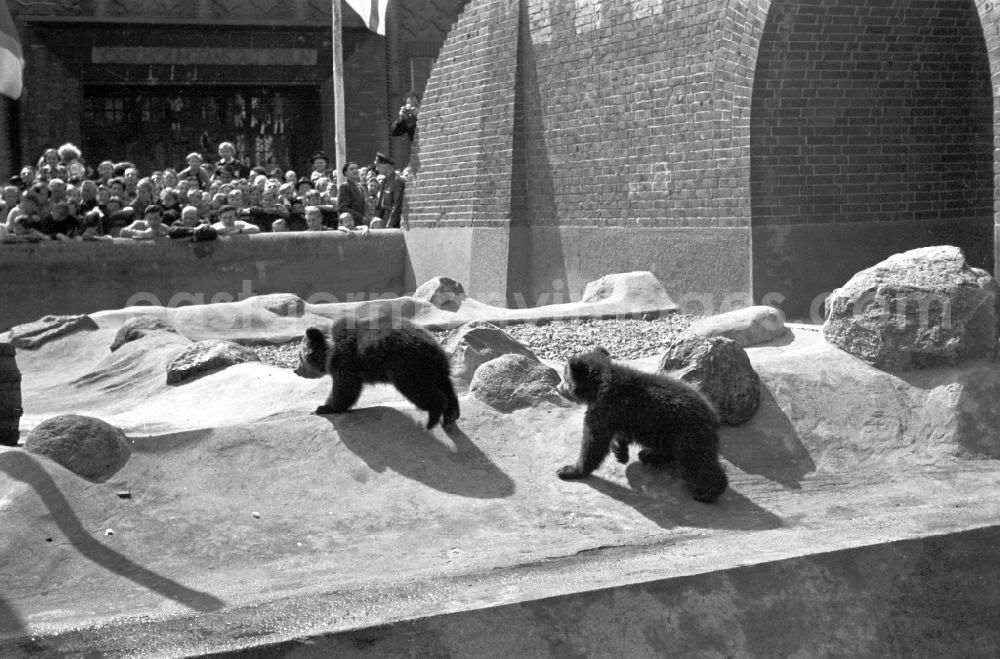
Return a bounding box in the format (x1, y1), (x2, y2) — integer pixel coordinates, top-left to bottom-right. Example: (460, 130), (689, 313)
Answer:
(92, 47), (318, 66)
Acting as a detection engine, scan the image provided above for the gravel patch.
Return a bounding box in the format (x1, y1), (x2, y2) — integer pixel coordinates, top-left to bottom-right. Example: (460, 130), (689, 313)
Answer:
(255, 314), (700, 370)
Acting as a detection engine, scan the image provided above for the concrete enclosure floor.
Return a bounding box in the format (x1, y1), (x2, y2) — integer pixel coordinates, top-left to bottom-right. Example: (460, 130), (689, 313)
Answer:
(1, 296), (999, 657)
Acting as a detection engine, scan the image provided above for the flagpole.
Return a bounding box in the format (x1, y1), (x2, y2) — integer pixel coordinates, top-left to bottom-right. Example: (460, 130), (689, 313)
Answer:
(331, 0), (347, 187)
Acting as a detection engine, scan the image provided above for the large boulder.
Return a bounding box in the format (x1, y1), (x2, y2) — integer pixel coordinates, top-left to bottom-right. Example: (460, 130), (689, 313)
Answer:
(686, 306), (787, 347)
(580, 271), (675, 309)
(823, 246), (1000, 370)
(470, 354), (563, 413)
(658, 334), (761, 425)
(166, 340), (260, 385)
(444, 322), (542, 384)
(109, 316), (179, 352)
(414, 276), (467, 312)
(9, 315), (99, 350)
(24, 414), (130, 480)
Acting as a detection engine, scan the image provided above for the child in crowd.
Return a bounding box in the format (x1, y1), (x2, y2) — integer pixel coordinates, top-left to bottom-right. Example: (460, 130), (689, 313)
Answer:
(6, 214), (50, 242)
(212, 204), (260, 235)
(119, 204), (170, 239)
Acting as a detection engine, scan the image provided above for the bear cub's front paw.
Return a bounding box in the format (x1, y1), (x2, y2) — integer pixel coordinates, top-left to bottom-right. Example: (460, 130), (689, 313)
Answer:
(556, 465), (586, 480)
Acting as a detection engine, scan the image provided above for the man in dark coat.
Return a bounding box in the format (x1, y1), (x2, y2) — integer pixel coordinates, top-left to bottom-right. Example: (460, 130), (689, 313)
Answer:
(373, 152), (405, 229)
(337, 161), (368, 228)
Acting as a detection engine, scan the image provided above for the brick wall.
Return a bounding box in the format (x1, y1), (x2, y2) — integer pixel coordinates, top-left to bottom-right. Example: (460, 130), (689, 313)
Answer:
(412, 0), (994, 234)
(409, 0), (522, 227)
(388, 0), (471, 168)
(750, 0), (992, 227)
(412, 0), (758, 229)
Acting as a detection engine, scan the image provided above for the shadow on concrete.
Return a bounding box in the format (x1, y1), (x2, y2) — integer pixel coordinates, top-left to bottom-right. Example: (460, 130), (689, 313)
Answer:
(326, 407), (516, 499)
(0, 595), (50, 654)
(508, 0), (565, 307)
(0, 451), (225, 613)
(579, 463), (782, 531)
(720, 385), (815, 489)
(751, 327), (797, 348)
(891, 360), (1000, 459)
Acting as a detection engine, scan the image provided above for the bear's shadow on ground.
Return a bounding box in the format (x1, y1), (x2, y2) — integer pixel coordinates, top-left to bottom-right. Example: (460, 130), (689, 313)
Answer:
(719, 385), (816, 489)
(580, 462), (784, 531)
(322, 407), (516, 499)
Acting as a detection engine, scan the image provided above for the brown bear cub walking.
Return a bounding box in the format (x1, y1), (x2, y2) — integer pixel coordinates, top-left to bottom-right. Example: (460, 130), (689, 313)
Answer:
(557, 347), (727, 503)
(295, 316), (460, 429)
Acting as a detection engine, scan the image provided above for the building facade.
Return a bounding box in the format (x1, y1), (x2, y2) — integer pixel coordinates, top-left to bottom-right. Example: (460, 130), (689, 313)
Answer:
(2, 0), (466, 176)
(405, 0), (997, 318)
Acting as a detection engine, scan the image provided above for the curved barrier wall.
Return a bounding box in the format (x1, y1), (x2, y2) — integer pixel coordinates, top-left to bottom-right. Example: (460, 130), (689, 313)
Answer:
(0, 231), (407, 331)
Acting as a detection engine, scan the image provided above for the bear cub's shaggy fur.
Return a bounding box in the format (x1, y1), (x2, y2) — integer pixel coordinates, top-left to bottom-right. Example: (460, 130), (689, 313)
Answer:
(295, 316), (460, 429)
(557, 346), (727, 503)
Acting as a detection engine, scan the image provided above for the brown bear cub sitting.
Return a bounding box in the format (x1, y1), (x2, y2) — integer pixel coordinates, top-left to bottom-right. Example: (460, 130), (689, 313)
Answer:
(557, 346), (727, 503)
(294, 316), (460, 429)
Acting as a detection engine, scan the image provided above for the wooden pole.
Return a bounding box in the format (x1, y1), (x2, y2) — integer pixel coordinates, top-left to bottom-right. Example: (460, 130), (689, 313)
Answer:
(331, 0), (347, 186)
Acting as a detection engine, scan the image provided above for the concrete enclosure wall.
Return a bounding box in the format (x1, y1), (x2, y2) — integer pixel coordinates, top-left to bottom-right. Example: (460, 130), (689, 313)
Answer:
(0, 233), (407, 331)
(407, 0), (999, 317)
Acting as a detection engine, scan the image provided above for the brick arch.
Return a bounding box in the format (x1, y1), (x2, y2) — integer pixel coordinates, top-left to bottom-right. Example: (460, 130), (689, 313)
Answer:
(749, 0), (994, 318)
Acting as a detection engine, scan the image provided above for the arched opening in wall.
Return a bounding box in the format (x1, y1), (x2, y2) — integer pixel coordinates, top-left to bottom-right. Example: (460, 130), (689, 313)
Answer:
(750, 0), (993, 321)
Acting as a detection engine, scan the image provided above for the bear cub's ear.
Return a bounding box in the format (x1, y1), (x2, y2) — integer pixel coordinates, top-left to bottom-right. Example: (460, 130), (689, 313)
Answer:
(568, 354), (596, 383)
(305, 327), (328, 347)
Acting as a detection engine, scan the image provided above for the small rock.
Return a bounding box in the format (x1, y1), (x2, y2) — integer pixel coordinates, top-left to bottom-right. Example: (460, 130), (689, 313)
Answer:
(109, 316), (178, 352)
(166, 340), (260, 385)
(445, 322), (543, 384)
(686, 306), (787, 347)
(116, 490), (132, 499)
(470, 354), (564, 413)
(24, 414), (131, 480)
(414, 276), (467, 312)
(251, 511), (261, 519)
(9, 315), (99, 350)
(658, 334), (761, 425)
(105, 529), (115, 536)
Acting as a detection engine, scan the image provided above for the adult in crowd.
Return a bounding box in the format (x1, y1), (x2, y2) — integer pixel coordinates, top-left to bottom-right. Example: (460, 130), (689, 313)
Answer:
(391, 91), (420, 141)
(119, 204), (170, 239)
(212, 204), (260, 235)
(169, 204), (217, 242)
(178, 152), (211, 190)
(337, 161), (368, 229)
(372, 152), (405, 229)
(242, 188), (288, 231)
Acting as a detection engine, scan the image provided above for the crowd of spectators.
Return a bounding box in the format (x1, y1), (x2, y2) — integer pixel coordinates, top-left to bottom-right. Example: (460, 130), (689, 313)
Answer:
(0, 139), (412, 245)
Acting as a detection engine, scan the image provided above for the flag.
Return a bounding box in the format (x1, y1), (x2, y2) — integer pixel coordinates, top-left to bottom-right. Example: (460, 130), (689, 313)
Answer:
(344, 0), (389, 36)
(0, 1), (23, 99)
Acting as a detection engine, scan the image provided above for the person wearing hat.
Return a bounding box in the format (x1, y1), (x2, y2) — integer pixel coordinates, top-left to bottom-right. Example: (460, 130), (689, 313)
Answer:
(337, 161), (368, 229)
(373, 152), (405, 229)
(309, 150), (333, 182)
(295, 176), (314, 198)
